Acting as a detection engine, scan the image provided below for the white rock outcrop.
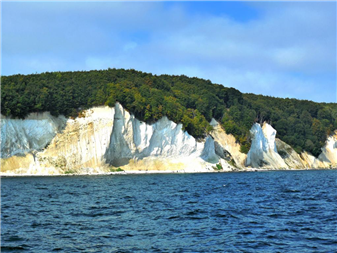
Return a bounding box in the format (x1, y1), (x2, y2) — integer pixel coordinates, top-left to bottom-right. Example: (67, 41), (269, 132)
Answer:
(1, 104), (336, 175)
(317, 131), (337, 167)
(1, 107), (115, 174)
(275, 138), (306, 169)
(246, 123), (288, 169)
(1, 103), (229, 175)
(210, 118), (246, 169)
(300, 130), (337, 169)
(103, 103), (221, 172)
(1, 112), (67, 158)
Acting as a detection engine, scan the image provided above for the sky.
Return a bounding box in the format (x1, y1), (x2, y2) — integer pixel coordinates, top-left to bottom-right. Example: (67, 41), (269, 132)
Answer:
(1, 1), (336, 103)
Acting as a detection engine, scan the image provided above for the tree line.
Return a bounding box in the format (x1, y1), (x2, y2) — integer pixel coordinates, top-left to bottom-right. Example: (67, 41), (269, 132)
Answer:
(1, 68), (336, 157)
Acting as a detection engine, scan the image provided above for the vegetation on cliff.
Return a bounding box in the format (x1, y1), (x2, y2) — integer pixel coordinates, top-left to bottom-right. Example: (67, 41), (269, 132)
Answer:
(1, 68), (336, 156)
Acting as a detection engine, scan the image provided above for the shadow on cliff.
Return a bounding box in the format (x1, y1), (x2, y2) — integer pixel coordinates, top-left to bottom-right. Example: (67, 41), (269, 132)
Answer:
(103, 104), (133, 167)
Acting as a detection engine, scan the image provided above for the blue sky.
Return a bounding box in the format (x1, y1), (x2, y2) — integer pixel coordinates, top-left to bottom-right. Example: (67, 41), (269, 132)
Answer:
(2, 1), (336, 103)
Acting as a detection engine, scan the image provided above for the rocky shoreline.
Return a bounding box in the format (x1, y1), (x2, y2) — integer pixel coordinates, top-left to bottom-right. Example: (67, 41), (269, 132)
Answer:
(1, 167), (336, 177)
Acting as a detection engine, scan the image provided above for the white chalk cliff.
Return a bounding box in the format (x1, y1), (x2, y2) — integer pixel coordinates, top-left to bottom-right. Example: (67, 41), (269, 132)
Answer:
(246, 123), (288, 169)
(317, 131), (337, 167)
(1, 104), (336, 175)
(275, 138), (306, 169)
(1, 112), (67, 158)
(246, 123), (337, 170)
(210, 118), (246, 169)
(1, 103), (232, 175)
(300, 131), (337, 169)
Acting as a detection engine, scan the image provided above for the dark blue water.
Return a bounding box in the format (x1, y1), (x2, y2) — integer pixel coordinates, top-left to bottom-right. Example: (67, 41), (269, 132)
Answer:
(1, 170), (337, 252)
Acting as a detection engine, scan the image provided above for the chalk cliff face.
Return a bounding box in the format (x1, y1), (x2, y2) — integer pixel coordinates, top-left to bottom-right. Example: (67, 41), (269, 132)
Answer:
(102, 103), (222, 172)
(246, 123), (288, 169)
(1, 104), (232, 175)
(1, 112), (67, 158)
(275, 138), (306, 169)
(318, 131), (337, 167)
(301, 131), (337, 169)
(105, 104), (216, 165)
(1, 107), (115, 174)
(246, 123), (337, 169)
(209, 118), (246, 169)
(1, 104), (336, 175)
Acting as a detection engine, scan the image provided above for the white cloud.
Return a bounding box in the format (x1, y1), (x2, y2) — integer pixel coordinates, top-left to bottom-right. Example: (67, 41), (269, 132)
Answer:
(2, 2), (336, 102)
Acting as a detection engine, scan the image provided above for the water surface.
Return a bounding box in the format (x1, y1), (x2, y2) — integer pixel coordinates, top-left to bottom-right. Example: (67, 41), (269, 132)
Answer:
(2, 170), (337, 252)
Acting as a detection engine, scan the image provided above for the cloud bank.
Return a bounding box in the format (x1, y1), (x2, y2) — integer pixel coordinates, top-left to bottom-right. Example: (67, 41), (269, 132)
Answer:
(2, 2), (336, 102)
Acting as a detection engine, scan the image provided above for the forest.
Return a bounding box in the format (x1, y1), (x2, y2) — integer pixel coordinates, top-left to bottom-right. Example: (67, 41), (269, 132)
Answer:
(1, 68), (336, 157)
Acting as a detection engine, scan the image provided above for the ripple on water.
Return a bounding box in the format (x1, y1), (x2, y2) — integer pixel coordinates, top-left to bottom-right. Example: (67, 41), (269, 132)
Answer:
(1, 170), (336, 252)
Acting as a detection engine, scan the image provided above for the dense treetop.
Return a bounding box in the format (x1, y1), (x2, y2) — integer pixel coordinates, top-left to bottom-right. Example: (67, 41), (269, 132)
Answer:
(1, 68), (336, 157)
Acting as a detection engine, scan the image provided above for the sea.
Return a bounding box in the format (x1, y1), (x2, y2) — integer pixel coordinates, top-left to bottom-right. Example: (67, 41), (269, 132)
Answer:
(1, 170), (337, 252)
